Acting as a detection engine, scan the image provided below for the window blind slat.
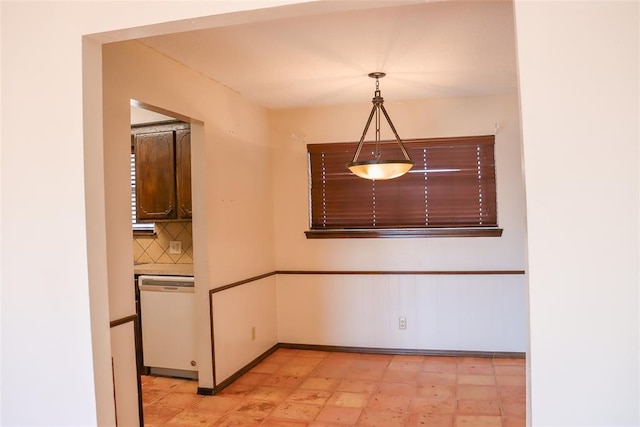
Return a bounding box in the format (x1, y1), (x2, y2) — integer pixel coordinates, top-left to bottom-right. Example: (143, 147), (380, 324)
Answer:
(131, 153), (155, 232)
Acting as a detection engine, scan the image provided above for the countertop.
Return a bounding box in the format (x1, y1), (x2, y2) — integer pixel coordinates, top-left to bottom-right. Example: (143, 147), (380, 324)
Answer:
(134, 263), (194, 276)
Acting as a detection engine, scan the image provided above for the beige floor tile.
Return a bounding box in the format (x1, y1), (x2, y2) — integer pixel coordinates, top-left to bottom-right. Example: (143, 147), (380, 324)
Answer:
(387, 361), (423, 372)
(492, 358), (525, 366)
(418, 372), (457, 385)
(286, 389), (332, 405)
(315, 406), (363, 425)
(457, 374), (496, 385)
(164, 407), (225, 426)
(216, 382), (255, 398)
(299, 376), (341, 392)
(391, 354), (425, 363)
(326, 391), (370, 408)
(296, 350), (331, 359)
(142, 389), (170, 404)
(382, 370), (421, 384)
(250, 362), (282, 374)
(457, 363), (495, 375)
(493, 365), (526, 376)
(144, 376), (187, 391)
(262, 374), (306, 388)
(191, 395), (243, 413)
(261, 418), (310, 427)
(359, 353), (393, 362)
(422, 360), (458, 374)
(409, 396), (457, 414)
(320, 357), (357, 369)
(367, 394), (411, 412)
(344, 368), (385, 382)
(142, 350), (526, 426)
(264, 352), (297, 365)
(214, 413), (264, 427)
(336, 379), (377, 394)
(455, 415), (503, 427)
(357, 408), (409, 426)
(498, 386), (526, 403)
(233, 372), (271, 386)
(228, 400), (276, 418)
(502, 400), (526, 417)
(457, 399), (501, 416)
(143, 404), (183, 424)
(495, 375), (526, 386)
(245, 385), (293, 403)
(352, 359), (390, 370)
(155, 391), (203, 409)
(376, 381), (418, 396)
(290, 356), (325, 367)
(311, 365), (350, 378)
(406, 413), (454, 427)
(276, 364), (316, 377)
(502, 416), (526, 427)
(270, 401), (322, 420)
(457, 385), (499, 400)
(417, 383), (457, 399)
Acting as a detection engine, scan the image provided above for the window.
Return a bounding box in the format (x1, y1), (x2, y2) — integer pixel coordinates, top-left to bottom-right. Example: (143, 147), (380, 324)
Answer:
(131, 151), (155, 235)
(306, 135), (502, 238)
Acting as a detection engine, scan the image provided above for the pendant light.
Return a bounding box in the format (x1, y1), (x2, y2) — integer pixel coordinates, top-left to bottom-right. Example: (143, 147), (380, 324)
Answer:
(347, 72), (413, 180)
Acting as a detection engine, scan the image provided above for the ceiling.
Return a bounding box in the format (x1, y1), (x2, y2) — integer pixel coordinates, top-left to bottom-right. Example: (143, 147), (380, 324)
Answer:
(139, 1), (517, 110)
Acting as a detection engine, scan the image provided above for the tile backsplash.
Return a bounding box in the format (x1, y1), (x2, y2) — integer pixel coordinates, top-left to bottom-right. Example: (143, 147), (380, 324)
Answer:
(133, 222), (193, 264)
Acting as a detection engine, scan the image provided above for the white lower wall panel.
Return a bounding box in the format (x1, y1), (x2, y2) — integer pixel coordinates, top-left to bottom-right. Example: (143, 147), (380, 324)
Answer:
(212, 276), (279, 384)
(110, 324), (140, 427)
(276, 274), (526, 352)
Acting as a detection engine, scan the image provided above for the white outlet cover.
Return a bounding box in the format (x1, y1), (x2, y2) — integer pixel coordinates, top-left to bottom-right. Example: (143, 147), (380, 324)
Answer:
(399, 317), (407, 329)
(169, 241), (182, 254)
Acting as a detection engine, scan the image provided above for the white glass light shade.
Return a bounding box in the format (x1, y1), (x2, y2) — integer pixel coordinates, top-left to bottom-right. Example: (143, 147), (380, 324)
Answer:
(347, 160), (413, 180)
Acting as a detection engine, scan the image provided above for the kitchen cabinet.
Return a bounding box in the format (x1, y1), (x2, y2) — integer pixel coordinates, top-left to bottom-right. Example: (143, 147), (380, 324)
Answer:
(132, 121), (191, 221)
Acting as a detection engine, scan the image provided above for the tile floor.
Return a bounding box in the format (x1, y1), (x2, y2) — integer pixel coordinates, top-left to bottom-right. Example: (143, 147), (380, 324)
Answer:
(142, 348), (526, 426)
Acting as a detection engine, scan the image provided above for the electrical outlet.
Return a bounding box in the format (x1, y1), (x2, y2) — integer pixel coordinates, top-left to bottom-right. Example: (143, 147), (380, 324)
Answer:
(169, 241), (182, 254)
(399, 317), (407, 330)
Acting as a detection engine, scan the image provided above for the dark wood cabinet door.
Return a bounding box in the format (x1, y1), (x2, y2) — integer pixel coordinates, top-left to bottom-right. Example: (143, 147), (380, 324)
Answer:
(135, 131), (177, 220)
(176, 129), (192, 219)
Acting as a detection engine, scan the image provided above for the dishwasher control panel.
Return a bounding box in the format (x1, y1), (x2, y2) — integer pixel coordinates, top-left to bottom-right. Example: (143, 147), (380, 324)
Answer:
(138, 275), (194, 290)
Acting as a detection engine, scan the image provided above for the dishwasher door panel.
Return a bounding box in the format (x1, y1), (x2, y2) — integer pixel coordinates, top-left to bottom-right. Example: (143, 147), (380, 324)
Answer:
(139, 286), (197, 372)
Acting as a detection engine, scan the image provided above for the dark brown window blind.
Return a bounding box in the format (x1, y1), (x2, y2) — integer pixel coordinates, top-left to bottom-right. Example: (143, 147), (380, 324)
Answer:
(307, 135), (497, 230)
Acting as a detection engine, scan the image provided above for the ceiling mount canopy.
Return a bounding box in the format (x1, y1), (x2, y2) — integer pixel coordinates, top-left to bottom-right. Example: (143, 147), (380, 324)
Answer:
(347, 72), (414, 180)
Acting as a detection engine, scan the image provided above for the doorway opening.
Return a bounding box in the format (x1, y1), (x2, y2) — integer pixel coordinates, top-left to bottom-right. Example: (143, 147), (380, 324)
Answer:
(130, 101), (202, 425)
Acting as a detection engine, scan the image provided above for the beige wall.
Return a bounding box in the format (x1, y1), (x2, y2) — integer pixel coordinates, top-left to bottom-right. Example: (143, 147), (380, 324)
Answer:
(1, 1), (638, 426)
(515, 1), (639, 425)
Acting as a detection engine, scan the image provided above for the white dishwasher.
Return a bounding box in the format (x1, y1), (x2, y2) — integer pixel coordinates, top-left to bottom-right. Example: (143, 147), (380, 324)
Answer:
(138, 275), (197, 379)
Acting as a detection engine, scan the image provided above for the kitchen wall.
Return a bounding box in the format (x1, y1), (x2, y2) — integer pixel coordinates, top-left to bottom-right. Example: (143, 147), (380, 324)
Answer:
(271, 94), (528, 352)
(133, 222), (194, 264)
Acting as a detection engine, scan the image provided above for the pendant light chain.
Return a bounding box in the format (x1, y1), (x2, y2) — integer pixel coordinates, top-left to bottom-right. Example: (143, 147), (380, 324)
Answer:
(374, 76), (381, 161)
(347, 72), (414, 180)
